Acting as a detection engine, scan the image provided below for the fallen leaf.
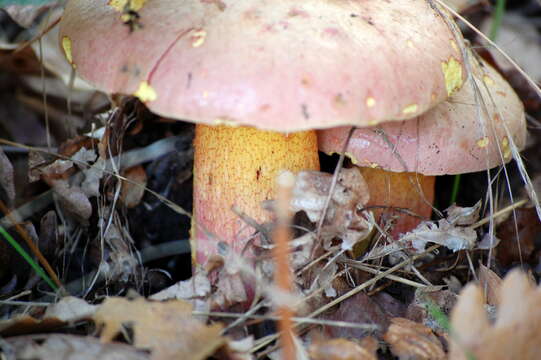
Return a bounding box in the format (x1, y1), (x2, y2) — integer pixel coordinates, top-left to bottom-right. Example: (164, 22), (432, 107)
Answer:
(120, 165), (147, 208)
(384, 317), (445, 360)
(445, 201), (481, 226)
(44, 296), (97, 322)
(309, 337), (378, 360)
(495, 207), (540, 266)
(478, 264), (502, 307)
(0, 297), (94, 336)
(7, 334), (149, 360)
(51, 179), (92, 221)
(93, 297), (225, 360)
(400, 219), (476, 252)
(406, 288), (458, 333)
(449, 270), (541, 360)
(289, 168), (373, 250)
(0, 147), (15, 206)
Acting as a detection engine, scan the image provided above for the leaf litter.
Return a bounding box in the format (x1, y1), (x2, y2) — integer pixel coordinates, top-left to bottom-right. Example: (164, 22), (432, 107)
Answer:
(0, 1), (541, 359)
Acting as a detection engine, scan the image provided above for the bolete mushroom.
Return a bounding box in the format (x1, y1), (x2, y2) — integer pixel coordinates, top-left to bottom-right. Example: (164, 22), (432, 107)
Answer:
(58, 0), (465, 265)
(318, 54), (526, 237)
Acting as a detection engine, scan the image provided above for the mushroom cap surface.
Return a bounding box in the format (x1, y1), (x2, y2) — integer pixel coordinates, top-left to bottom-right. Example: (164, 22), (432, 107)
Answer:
(318, 55), (527, 175)
(60, 0), (465, 131)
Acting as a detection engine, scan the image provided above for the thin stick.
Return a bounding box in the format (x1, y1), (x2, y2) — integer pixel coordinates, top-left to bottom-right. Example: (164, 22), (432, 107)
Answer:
(194, 311), (379, 330)
(251, 244), (440, 353)
(471, 199), (528, 229)
(272, 171), (296, 360)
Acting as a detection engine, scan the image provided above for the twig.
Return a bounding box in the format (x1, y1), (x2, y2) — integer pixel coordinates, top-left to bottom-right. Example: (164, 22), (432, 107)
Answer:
(471, 199), (528, 229)
(194, 311), (379, 331)
(272, 171), (296, 360)
(251, 244), (441, 353)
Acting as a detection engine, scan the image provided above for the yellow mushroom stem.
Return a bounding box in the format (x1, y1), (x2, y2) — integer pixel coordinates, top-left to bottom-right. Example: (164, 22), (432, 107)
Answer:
(359, 167), (435, 238)
(192, 125), (320, 265)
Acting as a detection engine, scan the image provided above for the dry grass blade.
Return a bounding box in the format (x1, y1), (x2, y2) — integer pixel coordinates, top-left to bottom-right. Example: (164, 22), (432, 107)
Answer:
(251, 244), (441, 353)
(435, 0), (541, 222)
(0, 200), (63, 291)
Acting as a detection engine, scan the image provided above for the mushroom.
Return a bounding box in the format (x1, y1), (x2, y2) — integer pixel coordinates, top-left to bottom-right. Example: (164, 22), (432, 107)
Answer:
(318, 54), (526, 237)
(58, 0), (466, 265)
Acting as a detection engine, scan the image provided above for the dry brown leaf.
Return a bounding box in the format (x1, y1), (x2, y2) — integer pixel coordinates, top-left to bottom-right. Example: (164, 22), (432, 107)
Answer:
(309, 338), (378, 360)
(383, 317), (445, 360)
(7, 334), (149, 360)
(449, 270), (541, 360)
(323, 292), (397, 339)
(495, 207), (540, 266)
(478, 264), (502, 306)
(0, 297), (95, 336)
(44, 296), (97, 322)
(51, 180), (92, 221)
(0, 147), (15, 206)
(406, 288), (458, 332)
(290, 168), (372, 250)
(120, 165), (147, 208)
(93, 297), (225, 360)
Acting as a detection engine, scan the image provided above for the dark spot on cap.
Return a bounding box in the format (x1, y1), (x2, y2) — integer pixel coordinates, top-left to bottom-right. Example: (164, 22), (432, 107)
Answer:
(301, 104), (310, 119)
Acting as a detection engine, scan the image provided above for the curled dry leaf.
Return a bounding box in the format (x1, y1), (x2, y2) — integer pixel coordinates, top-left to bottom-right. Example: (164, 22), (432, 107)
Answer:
(400, 219), (476, 252)
(309, 338), (378, 360)
(384, 317), (445, 360)
(44, 296), (97, 322)
(495, 206), (540, 266)
(445, 201), (481, 226)
(120, 165), (147, 208)
(290, 168), (372, 250)
(399, 202), (482, 252)
(291, 168), (369, 223)
(0, 296), (95, 336)
(150, 270), (211, 314)
(449, 270), (541, 360)
(51, 180), (92, 221)
(406, 288), (458, 332)
(0, 147), (15, 206)
(93, 297), (225, 360)
(7, 334), (149, 360)
(477, 264), (502, 307)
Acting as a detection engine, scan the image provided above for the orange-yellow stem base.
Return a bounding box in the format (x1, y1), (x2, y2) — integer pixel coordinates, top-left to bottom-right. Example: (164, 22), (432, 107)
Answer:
(359, 167), (435, 238)
(192, 125), (320, 265)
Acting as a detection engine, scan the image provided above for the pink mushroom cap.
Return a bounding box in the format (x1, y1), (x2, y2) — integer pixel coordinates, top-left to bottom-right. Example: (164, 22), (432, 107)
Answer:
(318, 55), (527, 175)
(59, 0), (466, 131)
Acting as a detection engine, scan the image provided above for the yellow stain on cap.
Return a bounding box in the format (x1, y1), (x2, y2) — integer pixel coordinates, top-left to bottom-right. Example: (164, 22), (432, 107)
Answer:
(450, 40), (459, 53)
(441, 57), (463, 96)
(406, 40), (414, 48)
(343, 152), (358, 165)
(214, 117), (239, 127)
(483, 75), (494, 86)
(190, 29), (207, 48)
(366, 96), (376, 108)
(61, 36), (74, 66)
(108, 0), (147, 11)
(134, 81), (157, 102)
(476, 137), (489, 148)
(502, 136), (511, 159)
(402, 104), (418, 115)
(367, 120), (379, 126)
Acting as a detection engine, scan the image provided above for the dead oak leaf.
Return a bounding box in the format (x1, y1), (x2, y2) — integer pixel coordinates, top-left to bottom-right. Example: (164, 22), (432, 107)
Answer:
(93, 297), (224, 360)
(384, 317), (445, 360)
(450, 270), (541, 360)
